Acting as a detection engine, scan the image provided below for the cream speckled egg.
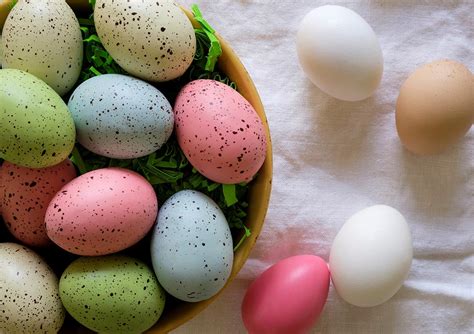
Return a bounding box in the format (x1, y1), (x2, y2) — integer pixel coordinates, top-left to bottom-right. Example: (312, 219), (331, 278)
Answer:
(59, 255), (165, 334)
(2, 0), (83, 96)
(1, 160), (77, 247)
(151, 190), (233, 302)
(174, 80), (267, 184)
(94, 0), (196, 82)
(68, 74), (174, 159)
(45, 167), (158, 256)
(0, 243), (65, 334)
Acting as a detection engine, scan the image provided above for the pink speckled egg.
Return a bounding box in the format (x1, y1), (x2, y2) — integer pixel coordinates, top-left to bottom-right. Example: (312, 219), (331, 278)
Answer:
(1, 160), (77, 247)
(242, 255), (330, 334)
(45, 167), (157, 256)
(174, 79), (267, 184)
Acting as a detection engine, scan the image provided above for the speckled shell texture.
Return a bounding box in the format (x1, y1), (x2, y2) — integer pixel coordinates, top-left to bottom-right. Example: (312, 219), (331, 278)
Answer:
(175, 80), (267, 184)
(0, 69), (76, 168)
(59, 255), (165, 334)
(0, 243), (65, 334)
(94, 0), (196, 82)
(1, 0), (83, 96)
(1, 160), (76, 247)
(45, 167), (158, 256)
(68, 74), (174, 159)
(151, 190), (233, 302)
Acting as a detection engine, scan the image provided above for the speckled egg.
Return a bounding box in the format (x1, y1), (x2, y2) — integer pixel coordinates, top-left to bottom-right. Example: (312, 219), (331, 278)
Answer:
(175, 79), (267, 184)
(68, 74), (174, 159)
(150, 190), (233, 302)
(94, 0), (196, 82)
(0, 69), (76, 168)
(0, 243), (65, 334)
(1, 160), (76, 247)
(59, 255), (165, 334)
(2, 0), (83, 96)
(45, 167), (158, 256)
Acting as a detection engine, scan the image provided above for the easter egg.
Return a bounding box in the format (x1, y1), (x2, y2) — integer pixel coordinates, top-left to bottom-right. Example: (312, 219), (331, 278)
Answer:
(151, 190), (233, 302)
(297, 5), (383, 101)
(59, 255), (165, 334)
(68, 74), (174, 159)
(329, 205), (413, 307)
(1, 159), (76, 247)
(2, 0), (83, 95)
(242, 255), (330, 334)
(0, 69), (76, 168)
(0, 243), (65, 334)
(94, 0), (196, 82)
(45, 167), (157, 256)
(174, 80), (267, 184)
(396, 59), (473, 155)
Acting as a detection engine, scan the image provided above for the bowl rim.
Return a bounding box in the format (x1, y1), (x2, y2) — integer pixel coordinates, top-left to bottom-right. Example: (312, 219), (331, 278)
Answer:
(0, 1), (273, 333)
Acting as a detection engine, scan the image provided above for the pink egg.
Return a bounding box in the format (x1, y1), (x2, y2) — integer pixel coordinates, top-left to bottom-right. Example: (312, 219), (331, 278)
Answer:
(45, 167), (157, 256)
(1, 160), (77, 247)
(242, 255), (330, 334)
(174, 79), (267, 184)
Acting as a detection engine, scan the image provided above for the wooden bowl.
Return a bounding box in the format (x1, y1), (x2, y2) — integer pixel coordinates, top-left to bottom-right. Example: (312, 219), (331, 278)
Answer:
(0, 1), (272, 332)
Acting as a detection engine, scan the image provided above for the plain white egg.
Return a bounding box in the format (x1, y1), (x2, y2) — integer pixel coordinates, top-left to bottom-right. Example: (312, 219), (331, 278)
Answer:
(296, 5), (383, 101)
(329, 205), (412, 307)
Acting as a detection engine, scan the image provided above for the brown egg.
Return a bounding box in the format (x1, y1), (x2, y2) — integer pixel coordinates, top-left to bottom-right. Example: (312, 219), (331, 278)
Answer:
(396, 59), (473, 155)
(1, 160), (77, 247)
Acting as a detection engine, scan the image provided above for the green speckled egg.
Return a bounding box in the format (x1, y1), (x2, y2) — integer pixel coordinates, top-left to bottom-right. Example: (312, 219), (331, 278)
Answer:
(59, 255), (166, 334)
(0, 69), (75, 168)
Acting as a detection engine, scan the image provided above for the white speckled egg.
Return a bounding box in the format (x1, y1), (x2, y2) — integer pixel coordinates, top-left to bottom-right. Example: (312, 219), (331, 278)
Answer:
(175, 79), (267, 184)
(150, 190), (233, 302)
(2, 0), (83, 96)
(94, 0), (196, 82)
(0, 242), (65, 334)
(1, 159), (77, 247)
(68, 74), (174, 159)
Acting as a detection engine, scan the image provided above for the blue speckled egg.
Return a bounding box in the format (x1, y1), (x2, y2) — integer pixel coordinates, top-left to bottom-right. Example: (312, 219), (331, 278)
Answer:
(68, 74), (174, 159)
(150, 190), (234, 302)
(59, 255), (165, 334)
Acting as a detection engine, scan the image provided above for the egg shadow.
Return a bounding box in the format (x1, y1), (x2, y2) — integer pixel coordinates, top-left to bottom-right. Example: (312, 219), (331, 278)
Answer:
(313, 284), (412, 333)
(300, 79), (381, 176)
(397, 138), (471, 219)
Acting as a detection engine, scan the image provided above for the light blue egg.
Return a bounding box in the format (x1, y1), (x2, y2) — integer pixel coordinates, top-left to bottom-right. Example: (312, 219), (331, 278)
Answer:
(68, 74), (173, 159)
(150, 190), (234, 302)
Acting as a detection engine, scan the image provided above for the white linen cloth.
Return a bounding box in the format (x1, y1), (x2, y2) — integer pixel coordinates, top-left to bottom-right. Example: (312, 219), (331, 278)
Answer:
(177, 1), (474, 333)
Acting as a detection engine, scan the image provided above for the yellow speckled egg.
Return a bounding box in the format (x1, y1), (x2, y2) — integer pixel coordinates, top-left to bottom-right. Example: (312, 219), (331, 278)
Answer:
(396, 59), (473, 155)
(94, 0), (196, 82)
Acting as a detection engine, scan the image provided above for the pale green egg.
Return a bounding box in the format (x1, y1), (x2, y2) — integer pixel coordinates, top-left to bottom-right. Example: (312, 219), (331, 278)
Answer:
(59, 255), (166, 334)
(0, 69), (75, 168)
